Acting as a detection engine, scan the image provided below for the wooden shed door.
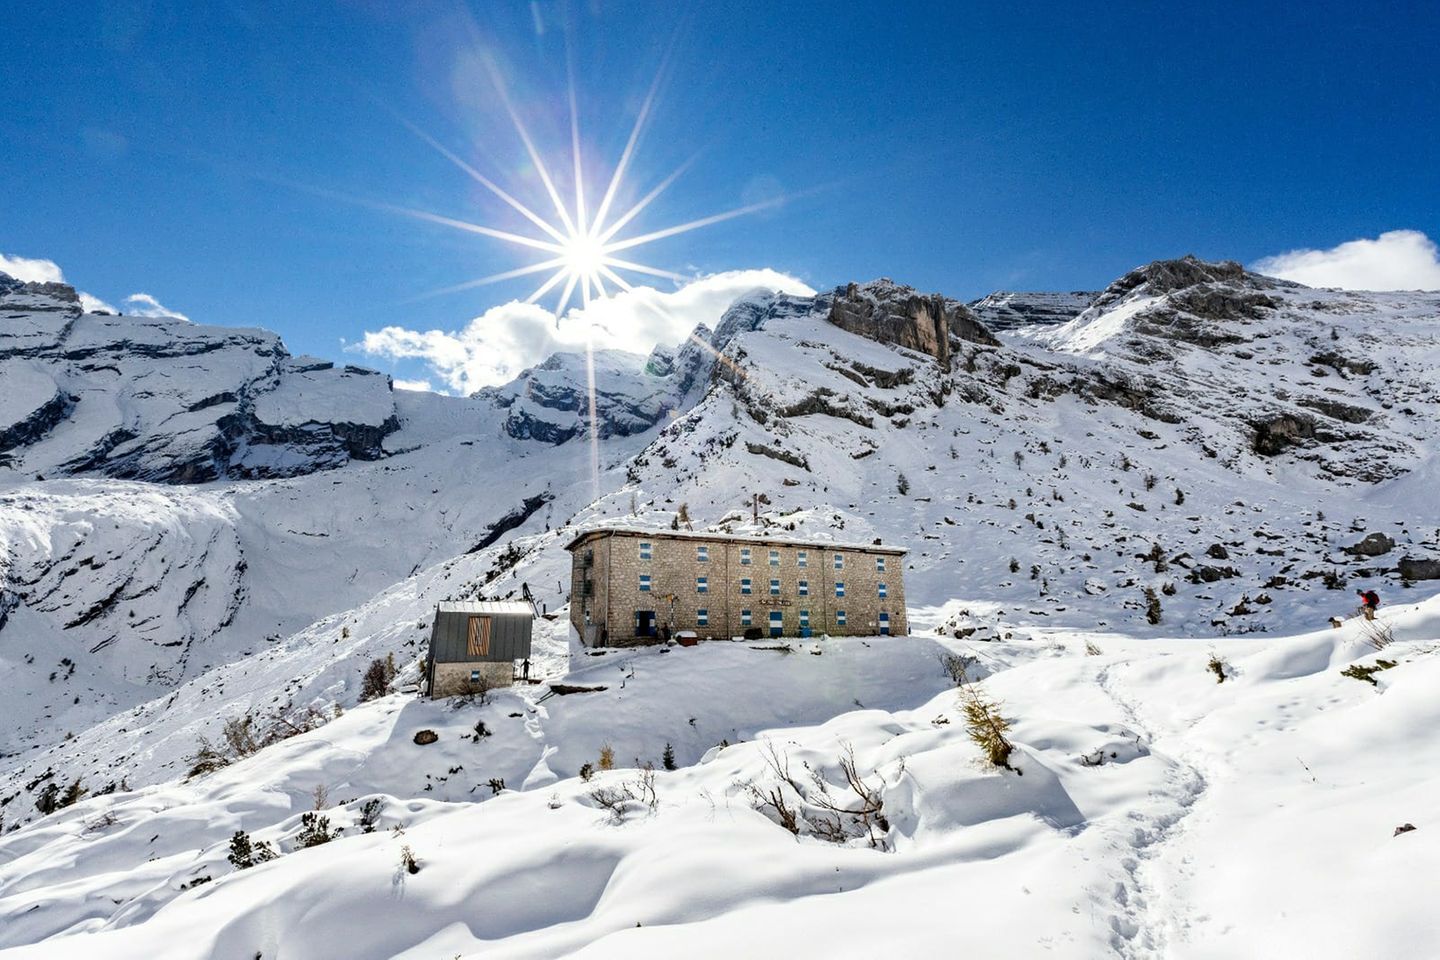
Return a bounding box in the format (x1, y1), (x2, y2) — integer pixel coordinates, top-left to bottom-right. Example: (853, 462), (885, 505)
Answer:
(467, 616), (492, 656)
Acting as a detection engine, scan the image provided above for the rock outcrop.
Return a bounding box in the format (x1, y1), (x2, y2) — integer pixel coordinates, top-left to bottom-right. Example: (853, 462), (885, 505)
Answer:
(0, 272), (399, 481)
(824, 279), (999, 371)
(968, 290), (1095, 330)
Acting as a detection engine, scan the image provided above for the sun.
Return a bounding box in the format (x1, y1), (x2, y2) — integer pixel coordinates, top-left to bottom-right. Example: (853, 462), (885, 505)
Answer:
(391, 58), (785, 318)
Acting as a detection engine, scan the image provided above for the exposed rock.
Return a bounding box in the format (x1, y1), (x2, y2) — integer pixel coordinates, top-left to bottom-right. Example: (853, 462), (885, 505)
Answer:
(825, 279), (998, 371)
(968, 290), (1095, 330)
(1252, 414), (1316, 456)
(0, 278), (400, 482)
(1398, 556), (1440, 581)
(1187, 565), (1240, 584)
(1206, 543), (1231, 560)
(1345, 533), (1395, 557)
(745, 441), (810, 471)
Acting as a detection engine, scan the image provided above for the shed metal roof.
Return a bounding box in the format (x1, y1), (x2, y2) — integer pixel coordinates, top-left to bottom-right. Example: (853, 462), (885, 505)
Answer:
(435, 601), (535, 616)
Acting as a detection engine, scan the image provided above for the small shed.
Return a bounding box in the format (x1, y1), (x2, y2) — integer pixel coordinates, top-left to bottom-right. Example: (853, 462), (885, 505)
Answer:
(425, 600), (534, 698)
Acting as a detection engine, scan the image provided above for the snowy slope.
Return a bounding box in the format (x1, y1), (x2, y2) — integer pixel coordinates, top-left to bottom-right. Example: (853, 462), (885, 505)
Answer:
(3, 255), (1440, 957)
(2, 600), (1435, 958)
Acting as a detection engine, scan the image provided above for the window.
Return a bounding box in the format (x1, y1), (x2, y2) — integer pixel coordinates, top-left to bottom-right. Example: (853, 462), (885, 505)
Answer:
(696, 544), (709, 562)
(797, 550), (808, 568)
(879, 612), (891, 635)
(768, 610), (784, 637)
(467, 616), (491, 656)
(696, 576), (708, 593)
(798, 579), (809, 597)
(697, 608), (709, 626)
(878, 582), (888, 598)
(835, 581), (845, 598)
(799, 609), (810, 627)
(769, 578), (780, 596)
(741, 609), (752, 626)
(836, 609), (847, 626)
(876, 556), (886, 573)
(470, 669), (481, 682)
(740, 547), (752, 565)
(740, 577), (753, 595)
(639, 573), (652, 592)
(769, 549), (780, 566)
(639, 541), (652, 560)
(834, 553), (844, 570)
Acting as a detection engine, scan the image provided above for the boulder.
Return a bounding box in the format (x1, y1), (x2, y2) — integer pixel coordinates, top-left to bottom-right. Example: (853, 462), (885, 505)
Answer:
(1398, 556), (1440, 581)
(1345, 533), (1395, 558)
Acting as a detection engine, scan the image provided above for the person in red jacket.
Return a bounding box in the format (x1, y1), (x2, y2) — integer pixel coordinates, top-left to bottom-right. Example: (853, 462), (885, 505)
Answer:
(1356, 588), (1380, 619)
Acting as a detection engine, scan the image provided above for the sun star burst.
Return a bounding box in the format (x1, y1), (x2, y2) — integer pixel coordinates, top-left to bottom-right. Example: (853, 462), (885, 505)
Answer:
(397, 58), (784, 318)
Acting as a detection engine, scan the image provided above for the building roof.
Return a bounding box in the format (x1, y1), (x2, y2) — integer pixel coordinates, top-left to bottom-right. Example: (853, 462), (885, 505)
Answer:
(563, 526), (907, 555)
(435, 601), (535, 616)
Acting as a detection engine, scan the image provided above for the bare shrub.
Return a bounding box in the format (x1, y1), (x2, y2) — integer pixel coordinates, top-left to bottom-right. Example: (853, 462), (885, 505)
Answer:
(187, 706), (329, 778)
(743, 741), (896, 848)
(598, 743), (615, 772)
(399, 844), (421, 874)
(1207, 654), (1228, 683)
(939, 652), (976, 686)
(1360, 618), (1394, 651)
(1084, 640), (1103, 656)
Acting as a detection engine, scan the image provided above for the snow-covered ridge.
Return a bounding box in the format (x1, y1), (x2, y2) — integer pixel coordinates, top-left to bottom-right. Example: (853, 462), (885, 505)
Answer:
(968, 289), (1096, 330)
(0, 273), (398, 483)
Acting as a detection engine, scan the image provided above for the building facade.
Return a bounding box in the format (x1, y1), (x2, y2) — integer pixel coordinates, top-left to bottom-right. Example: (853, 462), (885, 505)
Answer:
(425, 600), (534, 697)
(567, 528), (907, 645)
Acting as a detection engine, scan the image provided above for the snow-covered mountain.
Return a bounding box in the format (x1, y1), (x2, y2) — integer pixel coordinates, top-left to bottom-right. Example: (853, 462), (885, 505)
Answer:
(2, 256), (1439, 957)
(968, 288), (1096, 330)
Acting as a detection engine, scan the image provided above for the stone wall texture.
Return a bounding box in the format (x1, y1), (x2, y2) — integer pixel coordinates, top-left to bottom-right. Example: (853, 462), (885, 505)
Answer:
(569, 530), (906, 645)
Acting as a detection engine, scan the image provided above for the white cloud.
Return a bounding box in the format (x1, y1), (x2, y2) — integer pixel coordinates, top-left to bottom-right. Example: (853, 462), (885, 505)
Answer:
(1253, 230), (1440, 291)
(79, 292), (118, 313)
(392, 378), (435, 392)
(356, 269), (814, 395)
(0, 253), (66, 284)
(1, 251), (120, 313)
(123, 292), (190, 322)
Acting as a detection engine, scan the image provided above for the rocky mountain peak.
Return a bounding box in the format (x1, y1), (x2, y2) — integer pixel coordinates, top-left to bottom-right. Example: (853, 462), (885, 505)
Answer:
(824, 278), (998, 370)
(0, 271), (82, 314)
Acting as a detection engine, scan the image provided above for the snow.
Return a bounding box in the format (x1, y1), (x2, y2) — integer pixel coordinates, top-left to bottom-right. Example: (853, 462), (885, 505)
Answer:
(0, 359), (58, 431)
(4, 256), (1440, 956)
(250, 359), (396, 428)
(2, 603), (1437, 958)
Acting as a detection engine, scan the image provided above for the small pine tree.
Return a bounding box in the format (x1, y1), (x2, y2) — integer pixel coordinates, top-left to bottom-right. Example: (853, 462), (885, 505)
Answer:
(961, 687), (1015, 770)
(58, 777), (87, 810)
(598, 743), (615, 772)
(662, 743), (677, 771)
(295, 811), (340, 848)
(360, 658), (390, 702)
(34, 782), (60, 817)
(1144, 587), (1163, 625)
(227, 830), (277, 869)
(897, 473), (910, 496)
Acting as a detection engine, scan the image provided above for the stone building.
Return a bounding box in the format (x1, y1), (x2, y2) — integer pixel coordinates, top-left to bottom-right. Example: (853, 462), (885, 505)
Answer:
(424, 601), (533, 698)
(566, 528), (907, 645)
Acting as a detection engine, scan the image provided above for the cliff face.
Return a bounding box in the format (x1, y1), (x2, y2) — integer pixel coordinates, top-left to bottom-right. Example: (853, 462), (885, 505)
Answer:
(0, 273), (400, 482)
(825, 279), (999, 370)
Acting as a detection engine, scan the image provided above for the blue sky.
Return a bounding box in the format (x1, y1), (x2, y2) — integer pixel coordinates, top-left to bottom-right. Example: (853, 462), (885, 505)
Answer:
(3, 1), (1438, 386)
